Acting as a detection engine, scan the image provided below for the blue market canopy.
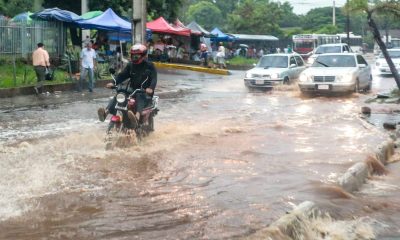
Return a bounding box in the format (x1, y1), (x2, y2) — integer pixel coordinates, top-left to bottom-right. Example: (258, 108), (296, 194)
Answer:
(31, 8), (82, 22)
(210, 27), (236, 41)
(76, 8), (131, 33)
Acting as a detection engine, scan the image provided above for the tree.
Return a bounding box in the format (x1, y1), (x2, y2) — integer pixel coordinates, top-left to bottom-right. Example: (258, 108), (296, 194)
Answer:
(279, 1), (300, 28)
(301, 7), (346, 32)
(0, 0), (33, 17)
(347, 0), (400, 90)
(187, 1), (222, 30)
(227, 0), (283, 36)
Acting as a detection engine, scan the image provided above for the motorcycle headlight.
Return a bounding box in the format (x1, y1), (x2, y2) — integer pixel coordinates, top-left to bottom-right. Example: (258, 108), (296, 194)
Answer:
(271, 73), (279, 79)
(245, 72), (252, 78)
(116, 93), (126, 103)
(299, 73), (311, 82)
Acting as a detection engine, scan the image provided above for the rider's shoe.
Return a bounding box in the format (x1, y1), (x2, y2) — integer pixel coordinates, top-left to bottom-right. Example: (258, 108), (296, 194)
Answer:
(97, 107), (107, 122)
(128, 110), (138, 128)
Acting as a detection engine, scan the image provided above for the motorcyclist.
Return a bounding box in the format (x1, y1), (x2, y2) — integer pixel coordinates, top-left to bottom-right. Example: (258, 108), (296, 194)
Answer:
(97, 43), (157, 127)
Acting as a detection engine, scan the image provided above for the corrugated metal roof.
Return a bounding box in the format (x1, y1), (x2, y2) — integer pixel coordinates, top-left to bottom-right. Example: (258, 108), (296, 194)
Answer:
(231, 34), (278, 41)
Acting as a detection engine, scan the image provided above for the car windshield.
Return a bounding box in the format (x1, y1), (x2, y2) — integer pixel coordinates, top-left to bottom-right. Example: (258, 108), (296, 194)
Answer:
(312, 55), (356, 67)
(379, 50), (400, 58)
(315, 46), (341, 54)
(257, 55), (288, 68)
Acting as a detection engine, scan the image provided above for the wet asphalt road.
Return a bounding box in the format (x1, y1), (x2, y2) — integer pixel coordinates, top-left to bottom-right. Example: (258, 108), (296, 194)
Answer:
(0, 65), (400, 239)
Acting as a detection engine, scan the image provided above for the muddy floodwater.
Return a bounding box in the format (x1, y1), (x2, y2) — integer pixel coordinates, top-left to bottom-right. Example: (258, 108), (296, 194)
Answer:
(0, 68), (400, 239)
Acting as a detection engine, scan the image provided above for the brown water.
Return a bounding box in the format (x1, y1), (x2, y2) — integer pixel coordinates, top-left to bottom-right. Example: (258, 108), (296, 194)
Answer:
(0, 69), (399, 239)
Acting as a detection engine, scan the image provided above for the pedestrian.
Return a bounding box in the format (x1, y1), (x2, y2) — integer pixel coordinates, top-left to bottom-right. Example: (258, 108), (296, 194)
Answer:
(32, 42), (50, 95)
(216, 42), (226, 69)
(199, 42), (208, 67)
(78, 42), (97, 92)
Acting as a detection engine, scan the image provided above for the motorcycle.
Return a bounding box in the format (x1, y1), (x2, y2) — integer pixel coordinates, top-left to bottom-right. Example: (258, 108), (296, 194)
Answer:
(105, 69), (159, 150)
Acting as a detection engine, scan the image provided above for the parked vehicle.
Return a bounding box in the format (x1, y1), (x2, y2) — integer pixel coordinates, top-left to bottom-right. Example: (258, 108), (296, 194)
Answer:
(244, 53), (306, 88)
(105, 70), (159, 150)
(375, 48), (400, 75)
(298, 53), (372, 94)
(307, 43), (352, 65)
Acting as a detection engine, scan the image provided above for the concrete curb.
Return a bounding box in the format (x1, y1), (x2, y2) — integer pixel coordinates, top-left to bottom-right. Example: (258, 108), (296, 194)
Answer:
(0, 79), (110, 98)
(153, 62), (230, 75)
(338, 139), (394, 193)
(244, 201), (317, 240)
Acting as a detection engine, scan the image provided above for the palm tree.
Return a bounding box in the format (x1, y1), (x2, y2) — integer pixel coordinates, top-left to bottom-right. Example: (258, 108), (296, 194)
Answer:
(347, 0), (400, 90)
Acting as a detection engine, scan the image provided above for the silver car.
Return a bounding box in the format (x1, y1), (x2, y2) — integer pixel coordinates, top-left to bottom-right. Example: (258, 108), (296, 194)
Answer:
(307, 43), (352, 65)
(244, 53), (306, 88)
(375, 49), (400, 75)
(298, 53), (372, 93)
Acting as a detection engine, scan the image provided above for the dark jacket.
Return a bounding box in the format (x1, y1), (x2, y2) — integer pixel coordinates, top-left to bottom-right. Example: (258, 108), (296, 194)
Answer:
(115, 60), (157, 92)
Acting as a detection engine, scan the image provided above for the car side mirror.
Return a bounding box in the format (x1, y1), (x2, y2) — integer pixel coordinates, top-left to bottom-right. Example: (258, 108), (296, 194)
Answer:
(290, 64), (296, 68)
(358, 64), (367, 68)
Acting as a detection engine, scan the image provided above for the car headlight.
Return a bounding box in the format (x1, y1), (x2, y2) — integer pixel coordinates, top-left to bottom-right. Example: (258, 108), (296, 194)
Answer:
(336, 74), (353, 83)
(245, 72), (252, 78)
(116, 93), (126, 103)
(299, 73), (311, 82)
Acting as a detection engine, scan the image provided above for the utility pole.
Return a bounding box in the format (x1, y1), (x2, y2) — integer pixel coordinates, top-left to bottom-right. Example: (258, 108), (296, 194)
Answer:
(132, 0), (147, 44)
(332, 0), (336, 26)
(346, 0), (350, 44)
(81, 0), (89, 47)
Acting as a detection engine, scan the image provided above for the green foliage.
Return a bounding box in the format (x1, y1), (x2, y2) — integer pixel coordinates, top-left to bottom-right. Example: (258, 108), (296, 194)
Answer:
(0, 62), (70, 89)
(187, 1), (222, 30)
(227, 0), (283, 37)
(301, 7), (346, 32)
(315, 24), (340, 34)
(227, 56), (258, 66)
(0, 0), (33, 17)
(279, 2), (301, 28)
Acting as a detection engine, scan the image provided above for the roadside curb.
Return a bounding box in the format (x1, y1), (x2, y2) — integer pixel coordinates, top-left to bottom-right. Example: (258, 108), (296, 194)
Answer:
(153, 62), (230, 75)
(338, 139), (394, 193)
(0, 79), (110, 98)
(244, 201), (318, 240)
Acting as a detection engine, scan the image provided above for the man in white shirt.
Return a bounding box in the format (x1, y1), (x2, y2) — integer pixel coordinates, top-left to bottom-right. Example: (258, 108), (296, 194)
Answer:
(78, 42), (97, 92)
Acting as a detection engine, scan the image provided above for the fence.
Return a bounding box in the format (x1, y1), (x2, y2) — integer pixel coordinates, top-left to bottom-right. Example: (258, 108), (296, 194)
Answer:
(0, 19), (66, 60)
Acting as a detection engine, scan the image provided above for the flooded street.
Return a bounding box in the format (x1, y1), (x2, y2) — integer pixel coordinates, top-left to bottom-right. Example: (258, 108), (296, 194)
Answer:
(1, 67), (400, 239)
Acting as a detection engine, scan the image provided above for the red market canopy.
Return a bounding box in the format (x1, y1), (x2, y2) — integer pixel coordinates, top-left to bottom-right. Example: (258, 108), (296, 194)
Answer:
(146, 17), (191, 37)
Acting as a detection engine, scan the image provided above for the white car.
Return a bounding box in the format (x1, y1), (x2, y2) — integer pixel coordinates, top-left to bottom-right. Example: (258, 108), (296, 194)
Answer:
(298, 53), (372, 94)
(375, 48), (400, 75)
(244, 53), (306, 88)
(307, 43), (352, 65)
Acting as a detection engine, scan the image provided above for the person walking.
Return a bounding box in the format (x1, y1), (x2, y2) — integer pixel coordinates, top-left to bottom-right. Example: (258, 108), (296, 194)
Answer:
(32, 42), (50, 95)
(78, 42), (97, 92)
(216, 42), (226, 69)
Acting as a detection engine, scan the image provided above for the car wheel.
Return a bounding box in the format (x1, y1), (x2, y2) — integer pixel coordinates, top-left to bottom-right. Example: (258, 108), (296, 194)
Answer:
(354, 79), (360, 93)
(283, 77), (290, 85)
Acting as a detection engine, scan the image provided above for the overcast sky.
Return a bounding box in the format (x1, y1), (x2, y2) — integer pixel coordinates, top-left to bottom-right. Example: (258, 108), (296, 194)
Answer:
(281, 0), (348, 15)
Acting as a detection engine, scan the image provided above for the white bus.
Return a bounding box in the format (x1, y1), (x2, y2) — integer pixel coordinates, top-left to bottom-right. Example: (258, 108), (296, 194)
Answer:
(337, 33), (363, 53)
(292, 34), (341, 59)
